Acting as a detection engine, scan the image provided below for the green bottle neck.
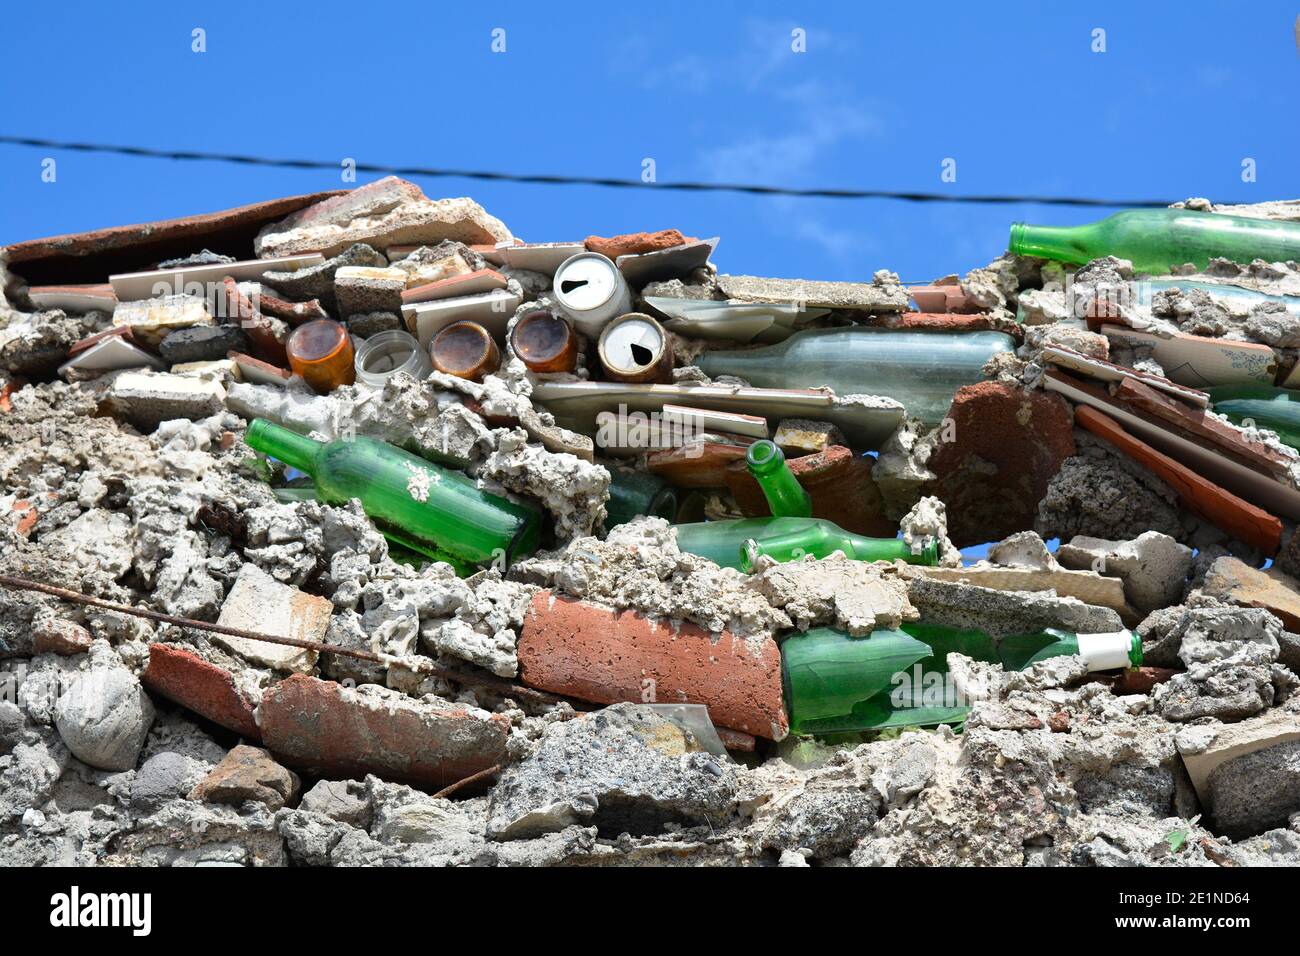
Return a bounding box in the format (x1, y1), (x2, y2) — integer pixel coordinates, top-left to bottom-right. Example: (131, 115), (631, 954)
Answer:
(746, 440), (811, 518)
(245, 419), (323, 475)
(1010, 222), (1093, 261)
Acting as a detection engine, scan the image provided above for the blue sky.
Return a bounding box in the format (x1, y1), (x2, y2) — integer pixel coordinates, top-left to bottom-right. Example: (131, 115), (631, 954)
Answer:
(2, 1), (1298, 284)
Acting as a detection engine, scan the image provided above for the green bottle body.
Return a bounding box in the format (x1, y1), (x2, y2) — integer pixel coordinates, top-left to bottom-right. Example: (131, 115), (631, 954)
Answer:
(674, 516), (936, 570)
(1207, 384), (1300, 451)
(1010, 208), (1300, 274)
(745, 440), (811, 518)
(782, 623), (1142, 735)
(605, 468), (678, 529)
(246, 419), (541, 571)
(694, 328), (1014, 425)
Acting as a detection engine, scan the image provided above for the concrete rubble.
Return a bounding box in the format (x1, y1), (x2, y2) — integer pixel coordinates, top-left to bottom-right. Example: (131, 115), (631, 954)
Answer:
(2, 182), (1300, 868)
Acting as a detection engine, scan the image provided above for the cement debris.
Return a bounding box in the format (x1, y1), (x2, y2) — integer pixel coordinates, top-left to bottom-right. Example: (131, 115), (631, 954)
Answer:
(3, 181), (1300, 869)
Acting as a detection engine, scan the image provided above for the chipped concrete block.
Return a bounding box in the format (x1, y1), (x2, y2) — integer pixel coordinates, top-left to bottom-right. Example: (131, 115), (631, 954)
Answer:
(772, 418), (846, 456)
(258, 676), (509, 789)
(1056, 531), (1193, 613)
(904, 574), (1124, 638)
(517, 590), (788, 740)
(212, 564), (329, 673)
(909, 565), (1133, 620)
(1177, 711), (1300, 836)
(1201, 555), (1300, 631)
(716, 271), (910, 312)
(108, 370), (226, 431)
(255, 176), (513, 259)
(486, 702), (738, 841)
(43, 508), (135, 578)
(333, 266), (406, 317)
(261, 242), (388, 308)
(159, 324), (248, 365)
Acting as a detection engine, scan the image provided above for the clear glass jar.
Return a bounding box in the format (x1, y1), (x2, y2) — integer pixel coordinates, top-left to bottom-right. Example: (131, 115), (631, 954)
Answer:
(353, 330), (432, 388)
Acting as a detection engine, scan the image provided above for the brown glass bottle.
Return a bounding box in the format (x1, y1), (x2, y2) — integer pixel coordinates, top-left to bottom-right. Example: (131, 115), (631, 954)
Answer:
(286, 319), (355, 393)
(430, 320), (501, 381)
(510, 310), (578, 373)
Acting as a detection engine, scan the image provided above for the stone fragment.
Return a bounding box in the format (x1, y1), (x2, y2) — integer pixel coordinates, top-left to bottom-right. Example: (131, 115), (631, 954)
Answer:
(261, 242), (387, 308)
(107, 371), (226, 431)
(141, 643), (262, 740)
(772, 418), (845, 456)
(189, 744), (301, 810)
(517, 591), (788, 740)
(1177, 711), (1300, 837)
(255, 176), (513, 258)
(212, 564), (329, 673)
(334, 266), (406, 317)
(54, 660), (155, 771)
(111, 293), (212, 348)
(905, 575), (1123, 638)
(927, 382), (1075, 547)
(390, 240), (483, 287)
(43, 509), (135, 578)
(31, 617), (92, 656)
(486, 703), (738, 840)
(908, 565), (1131, 619)
(1201, 555), (1300, 630)
(1056, 531), (1193, 613)
(159, 324), (249, 365)
(258, 676), (509, 790)
(716, 272), (909, 311)
(345, 311), (402, 337)
(299, 779), (372, 828)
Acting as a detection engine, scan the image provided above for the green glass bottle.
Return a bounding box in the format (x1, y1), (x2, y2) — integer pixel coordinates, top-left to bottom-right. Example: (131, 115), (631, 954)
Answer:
(1207, 384), (1300, 451)
(1010, 208), (1300, 274)
(745, 440), (811, 518)
(782, 623), (1143, 735)
(674, 516), (937, 570)
(605, 468), (678, 529)
(245, 419), (541, 572)
(694, 328), (1014, 425)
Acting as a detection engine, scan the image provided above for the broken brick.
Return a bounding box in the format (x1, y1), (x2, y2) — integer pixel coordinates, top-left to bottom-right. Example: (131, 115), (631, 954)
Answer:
(517, 591), (788, 740)
(258, 675), (510, 790)
(141, 643), (262, 741)
(927, 382), (1076, 547)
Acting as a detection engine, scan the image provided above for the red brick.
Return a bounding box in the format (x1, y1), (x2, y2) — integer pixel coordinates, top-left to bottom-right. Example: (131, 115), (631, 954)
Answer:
(258, 675), (509, 791)
(717, 728), (757, 752)
(584, 229), (693, 260)
(517, 591), (789, 740)
(6, 190), (340, 287)
(724, 444), (894, 537)
(142, 643), (262, 741)
(645, 442), (749, 488)
(908, 284), (978, 313)
(928, 382), (1076, 547)
(221, 276), (287, 366)
(869, 312), (1023, 341)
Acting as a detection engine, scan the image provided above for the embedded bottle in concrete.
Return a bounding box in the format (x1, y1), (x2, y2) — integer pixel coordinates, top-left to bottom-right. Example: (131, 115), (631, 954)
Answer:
(286, 319), (355, 393)
(781, 623), (1142, 734)
(745, 439), (811, 518)
(430, 320), (501, 381)
(694, 328), (1014, 424)
(1010, 208), (1300, 274)
(605, 468), (678, 529)
(1208, 384), (1300, 450)
(674, 516), (936, 570)
(510, 309), (578, 373)
(245, 418), (540, 571)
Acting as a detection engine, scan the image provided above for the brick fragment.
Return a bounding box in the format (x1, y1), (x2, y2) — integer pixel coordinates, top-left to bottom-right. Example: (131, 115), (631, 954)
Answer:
(517, 591), (788, 740)
(258, 675), (509, 790)
(141, 643), (262, 740)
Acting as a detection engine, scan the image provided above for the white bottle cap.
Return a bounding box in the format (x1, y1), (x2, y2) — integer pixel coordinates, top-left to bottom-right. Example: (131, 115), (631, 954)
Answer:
(1076, 631), (1137, 671)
